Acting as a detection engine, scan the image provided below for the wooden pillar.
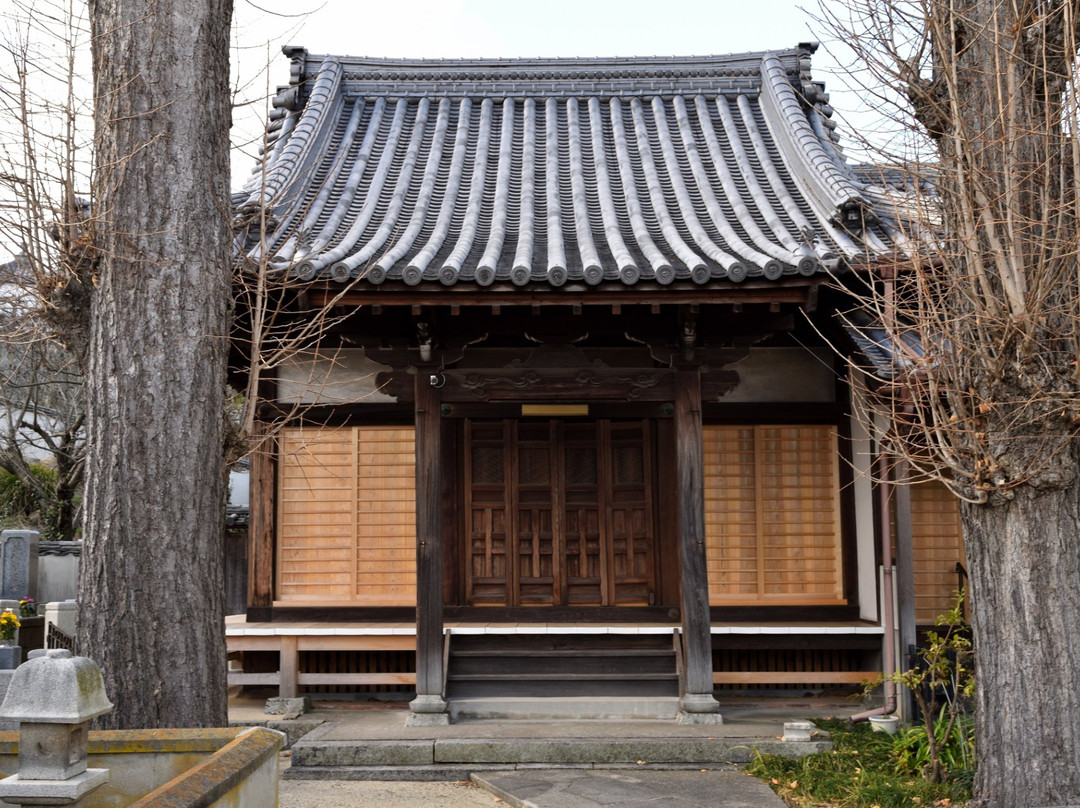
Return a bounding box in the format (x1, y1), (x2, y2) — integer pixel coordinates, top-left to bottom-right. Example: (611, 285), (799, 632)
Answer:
(408, 370), (449, 724)
(674, 369), (722, 722)
(247, 421), (275, 622)
(279, 635), (298, 699)
(893, 458), (917, 721)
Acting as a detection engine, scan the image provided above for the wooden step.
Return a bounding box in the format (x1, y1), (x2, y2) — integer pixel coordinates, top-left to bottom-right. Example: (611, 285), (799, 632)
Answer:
(445, 632), (679, 701)
(447, 677), (679, 699)
(450, 647), (674, 658)
(448, 672), (677, 682)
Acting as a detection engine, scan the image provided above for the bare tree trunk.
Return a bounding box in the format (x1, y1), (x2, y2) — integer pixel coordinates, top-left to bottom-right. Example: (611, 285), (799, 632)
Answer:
(962, 469), (1080, 805)
(908, 2), (1080, 801)
(80, 0), (233, 728)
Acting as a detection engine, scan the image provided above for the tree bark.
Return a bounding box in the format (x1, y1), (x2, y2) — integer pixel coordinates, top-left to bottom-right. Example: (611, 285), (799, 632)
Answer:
(80, 0), (233, 728)
(962, 468), (1080, 805)
(901, 1), (1080, 802)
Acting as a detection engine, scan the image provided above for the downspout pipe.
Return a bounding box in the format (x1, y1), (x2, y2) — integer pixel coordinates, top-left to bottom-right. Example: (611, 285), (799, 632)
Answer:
(851, 450), (898, 723)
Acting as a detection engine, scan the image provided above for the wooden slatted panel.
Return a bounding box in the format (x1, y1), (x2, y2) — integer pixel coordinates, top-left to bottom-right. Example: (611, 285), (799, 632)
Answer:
(712, 648), (872, 689)
(277, 426), (416, 605)
(704, 427), (759, 598)
(758, 426), (843, 600)
(354, 427), (417, 604)
(278, 428), (356, 600)
(909, 481), (965, 624)
(705, 425), (844, 605)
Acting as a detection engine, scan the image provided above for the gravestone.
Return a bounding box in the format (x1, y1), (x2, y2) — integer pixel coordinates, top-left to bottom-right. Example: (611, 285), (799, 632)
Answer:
(0, 530), (38, 602)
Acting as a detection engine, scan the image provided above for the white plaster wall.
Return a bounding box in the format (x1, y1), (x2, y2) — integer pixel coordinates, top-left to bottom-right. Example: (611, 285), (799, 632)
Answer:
(276, 348), (396, 404)
(721, 347), (836, 403)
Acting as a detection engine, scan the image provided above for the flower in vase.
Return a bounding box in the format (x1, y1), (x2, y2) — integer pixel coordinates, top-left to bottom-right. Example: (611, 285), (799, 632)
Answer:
(17, 597), (35, 619)
(0, 610), (20, 643)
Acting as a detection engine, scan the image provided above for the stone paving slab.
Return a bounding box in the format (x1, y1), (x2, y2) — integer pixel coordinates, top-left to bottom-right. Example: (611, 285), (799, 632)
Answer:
(472, 768), (787, 808)
(432, 736), (816, 765)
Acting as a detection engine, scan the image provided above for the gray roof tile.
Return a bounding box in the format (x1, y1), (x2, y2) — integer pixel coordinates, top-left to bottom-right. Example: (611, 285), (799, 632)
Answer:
(236, 45), (906, 288)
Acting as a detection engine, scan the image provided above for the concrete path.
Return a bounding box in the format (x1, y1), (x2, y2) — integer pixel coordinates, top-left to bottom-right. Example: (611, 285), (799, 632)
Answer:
(473, 768), (786, 808)
(277, 766), (787, 807)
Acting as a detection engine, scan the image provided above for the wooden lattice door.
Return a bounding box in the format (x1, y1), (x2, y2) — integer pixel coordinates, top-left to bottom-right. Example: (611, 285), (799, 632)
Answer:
(465, 419), (656, 607)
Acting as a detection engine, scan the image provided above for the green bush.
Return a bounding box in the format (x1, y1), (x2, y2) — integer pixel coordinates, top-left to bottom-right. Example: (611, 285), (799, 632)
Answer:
(0, 464), (61, 537)
(748, 719), (974, 808)
(895, 705), (976, 782)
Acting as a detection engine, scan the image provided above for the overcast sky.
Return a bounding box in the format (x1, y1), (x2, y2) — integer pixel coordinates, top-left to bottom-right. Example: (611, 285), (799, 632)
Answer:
(2, 0), (893, 263)
(229, 0), (886, 182)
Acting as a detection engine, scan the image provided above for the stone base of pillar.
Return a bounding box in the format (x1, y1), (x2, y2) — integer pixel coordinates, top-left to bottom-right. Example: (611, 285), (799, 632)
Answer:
(406, 694), (449, 726)
(404, 711), (451, 727)
(677, 710), (724, 725)
(677, 692), (722, 725)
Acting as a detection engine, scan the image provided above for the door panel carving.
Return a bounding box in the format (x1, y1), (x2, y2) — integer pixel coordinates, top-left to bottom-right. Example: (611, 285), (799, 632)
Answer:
(465, 419), (656, 607)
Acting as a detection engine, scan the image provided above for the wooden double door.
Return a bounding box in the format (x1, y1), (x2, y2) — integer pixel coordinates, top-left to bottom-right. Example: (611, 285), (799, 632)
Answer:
(465, 419), (658, 607)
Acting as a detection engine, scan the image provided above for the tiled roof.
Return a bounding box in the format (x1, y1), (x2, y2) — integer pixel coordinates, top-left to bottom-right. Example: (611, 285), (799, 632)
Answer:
(236, 45), (909, 288)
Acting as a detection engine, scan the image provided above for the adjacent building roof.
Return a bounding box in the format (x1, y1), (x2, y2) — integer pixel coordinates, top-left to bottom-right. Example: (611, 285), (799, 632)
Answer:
(236, 44), (910, 289)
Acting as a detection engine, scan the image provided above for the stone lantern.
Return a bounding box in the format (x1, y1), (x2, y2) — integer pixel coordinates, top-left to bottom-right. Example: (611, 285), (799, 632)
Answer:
(0, 649), (113, 805)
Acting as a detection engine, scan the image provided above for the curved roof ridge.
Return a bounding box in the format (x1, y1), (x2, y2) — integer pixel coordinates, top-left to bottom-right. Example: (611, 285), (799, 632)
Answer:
(241, 56), (343, 215)
(758, 52), (864, 224)
(298, 47), (812, 72)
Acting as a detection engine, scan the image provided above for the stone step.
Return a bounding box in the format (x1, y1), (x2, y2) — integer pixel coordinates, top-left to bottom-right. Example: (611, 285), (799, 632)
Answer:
(449, 695), (680, 721)
(286, 722), (830, 780)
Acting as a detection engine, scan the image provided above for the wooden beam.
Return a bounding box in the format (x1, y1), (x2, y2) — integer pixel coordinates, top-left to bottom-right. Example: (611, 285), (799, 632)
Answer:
(893, 458), (918, 720)
(442, 367), (674, 403)
(298, 672), (417, 686)
(713, 671), (877, 685)
(411, 371), (448, 718)
(306, 281), (819, 309)
(279, 635), (299, 699)
(226, 673), (280, 686)
(247, 422), (275, 613)
(674, 370), (721, 718)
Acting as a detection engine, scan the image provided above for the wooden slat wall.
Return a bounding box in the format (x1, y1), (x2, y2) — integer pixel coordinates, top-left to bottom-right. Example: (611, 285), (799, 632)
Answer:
(704, 425), (844, 605)
(277, 426), (417, 605)
(908, 482), (965, 624)
(355, 427), (417, 603)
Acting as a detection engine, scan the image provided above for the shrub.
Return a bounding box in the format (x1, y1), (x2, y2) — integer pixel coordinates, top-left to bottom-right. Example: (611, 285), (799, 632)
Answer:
(0, 464), (62, 538)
